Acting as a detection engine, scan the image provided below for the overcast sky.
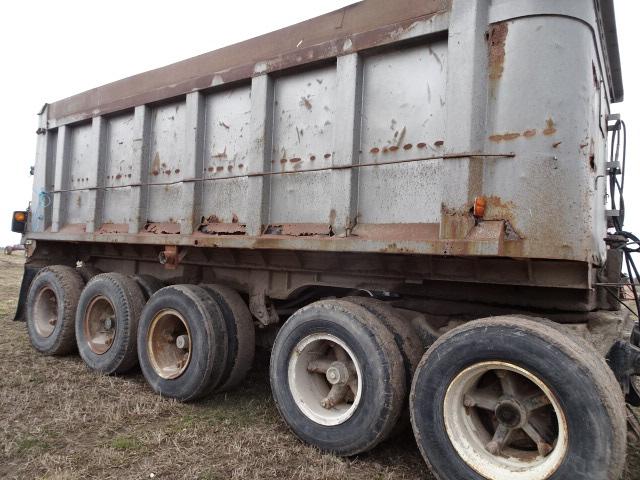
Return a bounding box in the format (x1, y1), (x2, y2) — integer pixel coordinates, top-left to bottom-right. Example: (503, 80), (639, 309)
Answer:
(0, 1), (638, 253)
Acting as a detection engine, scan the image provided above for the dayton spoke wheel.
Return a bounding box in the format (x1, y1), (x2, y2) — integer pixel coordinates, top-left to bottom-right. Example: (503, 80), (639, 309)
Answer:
(289, 333), (362, 426)
(444, 362), (568, 478)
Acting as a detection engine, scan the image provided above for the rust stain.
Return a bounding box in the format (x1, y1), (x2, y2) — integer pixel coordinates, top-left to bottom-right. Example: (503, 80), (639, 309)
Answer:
(523, 129), (536, 138)
(213, 147), (228, 159)
(216, 166), (224, 172)
(207, 167), (214, 172)
(98, 223), (128, 234)
(199, 214), (246, 235)
(488, 22), (508, 82)
(290, 157), (302, 163)
(300, 97), (313, 110)
(115, 174), (122, 180)
(417, 142), (427, 149)
(175, 169), (180, 174)
(543, 118), (557, 136)
(324, 153), (331, 159)
(144, 222), (181, 235)
(403, 144), (413, 150)
(280, 158), (288, 164)
(152, 170), (159, 176)
(489, 132), (521, 142)
(434, 140), (444, 147)
(370, 147), (380, 154)
(389, 146), (399, 152)
(265, 223), (332, 237)
(310, 155), (316, 161)
(164, 169), (172, 175)
(152, 152), (161, 174)
(553, 141), (562, 148)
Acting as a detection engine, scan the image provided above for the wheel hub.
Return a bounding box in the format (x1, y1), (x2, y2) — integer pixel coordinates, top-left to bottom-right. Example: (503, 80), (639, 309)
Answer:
(83, 296), (117, 355)
(495, 399), (526, 429)
(325, 361), (350, 385)
(444, 362), (568, 480)
(288, 333), (362, 426)
(147, 309), (192, 380)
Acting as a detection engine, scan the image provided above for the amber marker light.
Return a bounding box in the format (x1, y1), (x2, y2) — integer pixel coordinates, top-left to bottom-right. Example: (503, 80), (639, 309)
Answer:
(473, 196), (487, 218)
(14, 212), (26, 222)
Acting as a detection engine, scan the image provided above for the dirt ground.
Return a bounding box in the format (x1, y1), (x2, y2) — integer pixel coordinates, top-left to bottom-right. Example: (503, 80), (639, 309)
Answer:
(0, 254), (638, 480)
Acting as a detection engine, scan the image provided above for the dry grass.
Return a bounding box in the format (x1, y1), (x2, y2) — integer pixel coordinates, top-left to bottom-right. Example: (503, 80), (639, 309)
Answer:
(0, 253), (638, 479)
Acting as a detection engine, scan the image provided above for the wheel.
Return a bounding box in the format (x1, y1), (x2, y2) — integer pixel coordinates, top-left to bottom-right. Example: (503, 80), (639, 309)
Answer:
(343, 296), (423, 433)
(26, 265), (84, 355)
(270, 299), (405, 456)
(342, 297), (422, 388)
(410, 316), (627, 480)
(75, 273), (146, 374)
(76, 265), (102, 283)
(137, 285), (228, 401)
(132, 274), (166, 301)
(200, 284), (255, 392)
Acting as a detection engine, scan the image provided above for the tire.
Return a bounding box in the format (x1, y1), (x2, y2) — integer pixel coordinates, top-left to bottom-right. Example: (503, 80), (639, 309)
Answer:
(410, 316), (627, 480)
(137, 285), (228, 401)
(270, 299), (406, 456)
(76, 265), (102, 283)
(26, 265), (84, 355)
(200, 284), (255, 392)
(342, 296), (422, 388)
(75, 273), (146, 374)
(132, 274), (166, 301)
(342, 296), (423, 434)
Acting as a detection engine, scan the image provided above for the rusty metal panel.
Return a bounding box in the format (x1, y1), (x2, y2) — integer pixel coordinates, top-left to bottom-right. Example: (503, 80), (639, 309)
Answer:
(357, 42), (447, 224)
(64, 123), (93, 226)
(102, 112), (135, 226)
(146, 101), (186, 226)
(25, 0), (627, 294)
(268, 65), (336, 225)
(201, 85), (252, 228)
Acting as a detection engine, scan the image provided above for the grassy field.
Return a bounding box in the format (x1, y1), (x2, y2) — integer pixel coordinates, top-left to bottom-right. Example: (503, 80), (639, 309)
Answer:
(0, 253), (638, 480)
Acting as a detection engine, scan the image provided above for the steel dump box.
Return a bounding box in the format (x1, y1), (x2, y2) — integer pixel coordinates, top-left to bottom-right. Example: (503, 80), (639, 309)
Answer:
(27, 0), (622, 293)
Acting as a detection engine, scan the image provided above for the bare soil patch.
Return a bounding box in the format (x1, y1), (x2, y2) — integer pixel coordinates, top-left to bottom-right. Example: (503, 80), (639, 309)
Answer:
(0, 254), (638, 479)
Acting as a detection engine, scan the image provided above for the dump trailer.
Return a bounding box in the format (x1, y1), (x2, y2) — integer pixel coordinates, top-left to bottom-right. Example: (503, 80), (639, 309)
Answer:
(11, 0), (640, 478)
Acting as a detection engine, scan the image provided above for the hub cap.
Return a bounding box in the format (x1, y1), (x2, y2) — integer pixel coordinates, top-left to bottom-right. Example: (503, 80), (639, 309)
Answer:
(444, 361), (568, 480)
(83, 296), (117, 355)
(147, 309), (192, 379)
(288, 334), (362, 426)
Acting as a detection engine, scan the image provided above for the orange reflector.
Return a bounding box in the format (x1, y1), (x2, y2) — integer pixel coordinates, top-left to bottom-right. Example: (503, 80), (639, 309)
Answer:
(473, 196), (487, 218)
(14, 212), (26, 222)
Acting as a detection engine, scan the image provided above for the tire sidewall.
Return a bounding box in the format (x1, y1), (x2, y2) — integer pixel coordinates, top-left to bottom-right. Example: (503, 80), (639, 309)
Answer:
(137, 286), (227, 401)
(75, 276), (137, 374)
(26, 270), (68, 353)
(411, 325), (618, 480)
(270, 307), (394, 455)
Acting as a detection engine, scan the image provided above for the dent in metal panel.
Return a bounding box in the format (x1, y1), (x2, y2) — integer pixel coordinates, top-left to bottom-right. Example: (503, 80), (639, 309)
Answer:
(102, 113), (134, 226)
(147, 101), (186, 224)
(65, 123), (93, 225)
(358, 42), (447, 224)
(201, 86), (251, 228)
(269, 66), (336, 225)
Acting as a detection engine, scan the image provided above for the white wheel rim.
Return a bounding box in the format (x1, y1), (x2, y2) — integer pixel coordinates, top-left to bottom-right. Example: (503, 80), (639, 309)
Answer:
(288, 333), (363, 426)
(443, 361), (568, 480)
